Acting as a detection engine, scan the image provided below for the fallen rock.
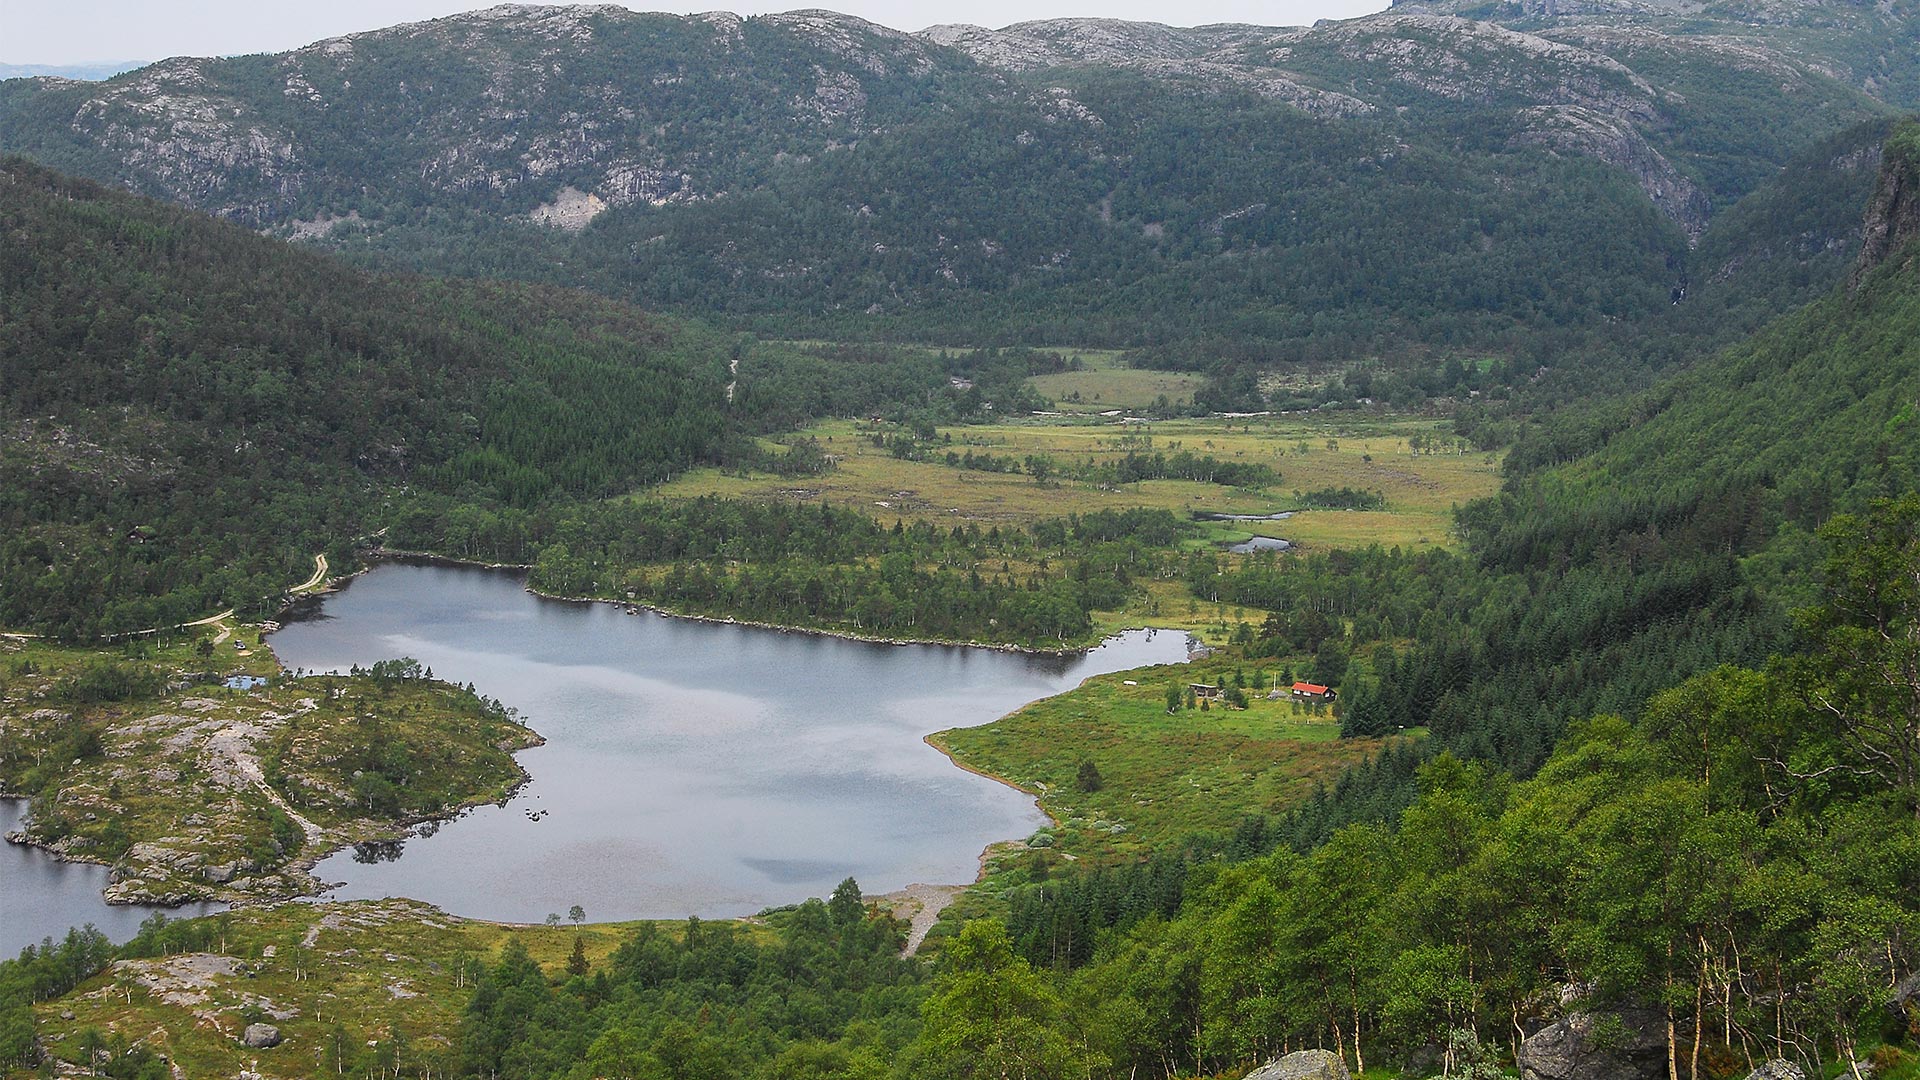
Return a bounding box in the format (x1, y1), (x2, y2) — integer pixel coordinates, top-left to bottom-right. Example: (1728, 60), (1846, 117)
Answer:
(241, 1022), (282, 1048)
(1745, 1061), (1805, 1080)
(1518, 1008), (1666, 1080)
(1244, 1049), (1351, 1080)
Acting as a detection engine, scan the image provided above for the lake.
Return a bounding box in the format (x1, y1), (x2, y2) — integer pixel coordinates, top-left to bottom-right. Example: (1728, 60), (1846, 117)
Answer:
(270, 561), (1188, 923)
(1, 799), (225, 956)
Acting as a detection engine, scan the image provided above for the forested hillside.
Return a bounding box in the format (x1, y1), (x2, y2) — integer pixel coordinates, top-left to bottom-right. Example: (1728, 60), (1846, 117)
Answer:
(0, 158), (739, 637)
(1260, 127), (1920, 835)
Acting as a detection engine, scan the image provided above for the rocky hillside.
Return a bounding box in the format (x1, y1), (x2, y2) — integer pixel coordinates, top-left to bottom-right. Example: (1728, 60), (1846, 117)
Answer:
(1854, 119), (1920, 283)
(0, 5), (983, 223)
(0, 3), (1910, 349)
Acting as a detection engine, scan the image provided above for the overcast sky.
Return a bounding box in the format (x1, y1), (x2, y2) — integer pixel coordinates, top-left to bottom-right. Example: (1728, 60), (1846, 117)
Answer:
(3, 0), (1391, 65)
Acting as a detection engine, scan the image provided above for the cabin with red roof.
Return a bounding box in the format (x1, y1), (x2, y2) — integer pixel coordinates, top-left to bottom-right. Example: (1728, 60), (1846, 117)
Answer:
(1290, 681), (1336, 702)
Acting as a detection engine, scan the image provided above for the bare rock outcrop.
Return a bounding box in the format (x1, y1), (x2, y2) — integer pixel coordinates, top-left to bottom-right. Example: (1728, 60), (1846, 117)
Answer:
(1853, 124), (1920, 285)
(241, 1022), (283, 1048)
(1513, 103), (1710, 238)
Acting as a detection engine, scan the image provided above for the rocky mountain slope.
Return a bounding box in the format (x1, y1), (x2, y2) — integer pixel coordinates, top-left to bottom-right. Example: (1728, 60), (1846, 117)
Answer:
(0, 2), (1910, 349)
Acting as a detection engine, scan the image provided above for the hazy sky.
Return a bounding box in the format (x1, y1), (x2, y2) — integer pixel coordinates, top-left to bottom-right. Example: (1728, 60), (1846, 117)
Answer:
(3, 0), (1391, 65)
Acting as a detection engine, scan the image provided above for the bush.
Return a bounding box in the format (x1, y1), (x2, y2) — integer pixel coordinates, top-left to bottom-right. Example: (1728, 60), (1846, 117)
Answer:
(1076, 759), (1104, 793)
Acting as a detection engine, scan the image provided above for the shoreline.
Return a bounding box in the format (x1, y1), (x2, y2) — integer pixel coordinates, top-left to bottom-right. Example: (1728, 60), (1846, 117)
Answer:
(920, 662), (1133, 840)
(346, 547), (1177, 658)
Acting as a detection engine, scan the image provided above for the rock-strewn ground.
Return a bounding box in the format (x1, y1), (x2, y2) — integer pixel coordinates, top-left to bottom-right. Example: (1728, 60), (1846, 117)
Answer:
(33, 898), (665, 1079)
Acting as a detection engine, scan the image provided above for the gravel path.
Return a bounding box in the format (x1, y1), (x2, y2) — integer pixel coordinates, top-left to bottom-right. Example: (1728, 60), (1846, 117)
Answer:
(876, 883), (963, 956)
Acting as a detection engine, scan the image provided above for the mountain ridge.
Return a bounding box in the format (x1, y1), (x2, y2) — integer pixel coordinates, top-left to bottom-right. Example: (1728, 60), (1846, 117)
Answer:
(0, 2), (1906, 352)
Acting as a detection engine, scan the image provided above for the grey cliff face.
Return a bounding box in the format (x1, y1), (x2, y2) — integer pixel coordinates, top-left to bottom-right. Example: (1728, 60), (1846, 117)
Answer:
(1855, 128), (1920, 283)
(1512, 103), (1712, 237)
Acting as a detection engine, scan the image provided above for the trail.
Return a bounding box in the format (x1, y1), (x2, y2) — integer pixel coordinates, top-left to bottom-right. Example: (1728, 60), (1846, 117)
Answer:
(3, 552), (320, 640)
(227, 726), (326, 850)
(290, 554), (329, 594)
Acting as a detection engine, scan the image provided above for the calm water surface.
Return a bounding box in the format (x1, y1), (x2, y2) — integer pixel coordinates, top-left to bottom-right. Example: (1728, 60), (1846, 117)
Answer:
(271, 562), (1188, 922)
(1, 799), (225, 956)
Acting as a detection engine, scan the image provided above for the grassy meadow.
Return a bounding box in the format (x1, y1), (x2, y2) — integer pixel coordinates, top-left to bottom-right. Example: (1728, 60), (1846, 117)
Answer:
(930, 665), (1399, 860)
(653, 412), (1500, 552)
(1025, 351), (1208, 413)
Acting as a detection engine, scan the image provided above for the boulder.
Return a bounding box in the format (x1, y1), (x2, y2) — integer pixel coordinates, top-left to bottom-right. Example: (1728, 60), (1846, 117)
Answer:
(1894, 970), (1920, 1009)
(1400, 1043), (1442, 1077)
(1744, 1062), (1805, 1080)
(241, 1023), (282, 1049)
(1244, 1049), (1351, 1080)
(1517, 1008), (1666, 1080)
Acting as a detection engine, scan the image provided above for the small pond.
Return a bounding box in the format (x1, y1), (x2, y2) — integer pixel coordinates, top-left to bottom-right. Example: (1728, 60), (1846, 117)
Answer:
(1194, 511), (1294, 523)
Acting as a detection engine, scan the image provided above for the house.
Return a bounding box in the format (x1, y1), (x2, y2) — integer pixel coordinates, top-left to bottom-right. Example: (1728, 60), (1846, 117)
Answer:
(1291, 681), (1336, 702)
(224, 675), (268, 691)
(1188, 683), (1224, 701)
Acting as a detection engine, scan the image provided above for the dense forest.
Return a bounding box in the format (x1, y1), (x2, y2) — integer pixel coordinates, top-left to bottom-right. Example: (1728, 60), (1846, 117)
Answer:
(0, 160), (1041, 640)
(391, 498), (1185, 646)
(0, 158), (728, 637)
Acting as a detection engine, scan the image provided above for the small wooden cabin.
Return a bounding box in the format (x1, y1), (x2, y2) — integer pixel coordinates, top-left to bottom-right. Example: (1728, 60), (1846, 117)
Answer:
(1290, 681), (1336, 702)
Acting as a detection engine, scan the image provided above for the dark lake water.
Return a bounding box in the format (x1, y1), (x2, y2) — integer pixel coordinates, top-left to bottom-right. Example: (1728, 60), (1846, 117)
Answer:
(270, 562), (1188, 923)
(1, 799), (225, 956)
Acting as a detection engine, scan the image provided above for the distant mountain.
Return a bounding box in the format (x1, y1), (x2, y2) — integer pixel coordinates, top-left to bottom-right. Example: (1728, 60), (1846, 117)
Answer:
(0, 61), (146, 81)
(0, 3), (1910, 352)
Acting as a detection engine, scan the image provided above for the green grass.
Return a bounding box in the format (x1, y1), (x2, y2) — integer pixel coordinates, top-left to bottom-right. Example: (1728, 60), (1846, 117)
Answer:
(1029, 363), (1208, 413)
(930, 664), (1400, 860)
